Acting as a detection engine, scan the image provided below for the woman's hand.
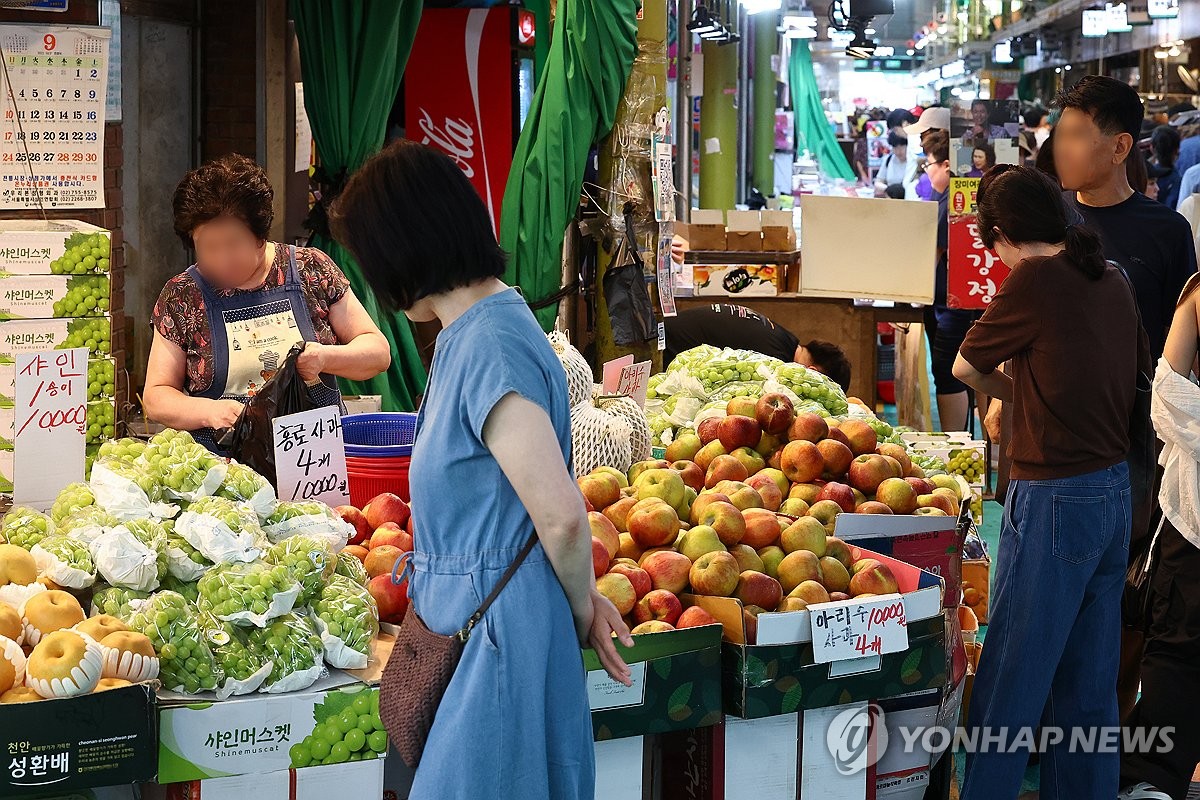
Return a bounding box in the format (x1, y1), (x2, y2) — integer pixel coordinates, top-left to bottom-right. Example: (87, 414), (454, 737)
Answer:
(578, 588), (634, 686)
(295, 342), (326, 383)
(984, 399), (1003, 444)
(206, 399), (245, 430)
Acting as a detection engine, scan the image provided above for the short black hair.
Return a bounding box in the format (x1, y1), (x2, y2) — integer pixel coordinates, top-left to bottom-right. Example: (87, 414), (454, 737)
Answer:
(1024, 108), (1047, 129)
(972, 99), (989, 110)
(330, 140), (506, 311)
(1152, 124), (1181, 169)
(1053, 75), (1143, 141)
(173, 154), (274, 249)
(887, 129), (907, 148)
(804, 340), (852, 392)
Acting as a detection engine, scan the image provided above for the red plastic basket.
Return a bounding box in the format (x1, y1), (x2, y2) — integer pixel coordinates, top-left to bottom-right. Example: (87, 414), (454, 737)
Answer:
(346, 455), (411, 508)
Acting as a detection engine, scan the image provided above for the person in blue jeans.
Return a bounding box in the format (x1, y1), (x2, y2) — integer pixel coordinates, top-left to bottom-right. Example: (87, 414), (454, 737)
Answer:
(953, 165), (1140, 800)
(330, 140), (633, 799)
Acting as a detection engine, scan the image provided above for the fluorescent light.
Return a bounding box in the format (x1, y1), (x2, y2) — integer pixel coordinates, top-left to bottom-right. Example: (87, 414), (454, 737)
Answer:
(741, 0), (782, 14)
(1169, 45), (1181, 56)
(1154, 48), (1170, 58)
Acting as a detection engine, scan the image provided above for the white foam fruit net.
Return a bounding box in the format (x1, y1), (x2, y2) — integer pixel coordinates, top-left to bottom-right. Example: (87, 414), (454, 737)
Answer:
(570, 403), (633, 476)
(596, 394), (652, 463)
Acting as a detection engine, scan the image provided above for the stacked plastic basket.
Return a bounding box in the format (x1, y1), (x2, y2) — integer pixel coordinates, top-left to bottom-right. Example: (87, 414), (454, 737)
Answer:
(342, 412), (416, 507)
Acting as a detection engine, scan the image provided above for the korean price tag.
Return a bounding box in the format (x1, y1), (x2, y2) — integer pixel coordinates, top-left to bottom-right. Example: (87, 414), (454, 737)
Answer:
(602, 356), (652, 407)
(14, 347), (86, 507)
(271, 406), (350, 507)
(808, 594), (910, 664)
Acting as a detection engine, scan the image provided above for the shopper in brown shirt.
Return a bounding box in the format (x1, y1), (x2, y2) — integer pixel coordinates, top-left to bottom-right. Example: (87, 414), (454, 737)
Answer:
(952, 165), (1138, 800)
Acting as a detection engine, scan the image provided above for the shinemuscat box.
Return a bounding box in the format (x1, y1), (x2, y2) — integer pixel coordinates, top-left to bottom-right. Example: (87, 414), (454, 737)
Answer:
(685, 549), (947, 720)
(584, 623), (723, 741)
(0, 220), (110, 275)
(145, 760), (385, 800)
(0, 316), (112, 363)
(156, 676), (378, 783)
(0, 682), (157, 795)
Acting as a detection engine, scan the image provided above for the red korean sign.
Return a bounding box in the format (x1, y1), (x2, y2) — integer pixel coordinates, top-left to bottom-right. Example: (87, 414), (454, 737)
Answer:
(946, 178), (1011, 309)
(404, 8), (516, 235)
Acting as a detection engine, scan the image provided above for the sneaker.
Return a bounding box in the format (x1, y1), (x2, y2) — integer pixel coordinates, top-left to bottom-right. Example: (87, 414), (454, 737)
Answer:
(1118, 783), (1173, 800)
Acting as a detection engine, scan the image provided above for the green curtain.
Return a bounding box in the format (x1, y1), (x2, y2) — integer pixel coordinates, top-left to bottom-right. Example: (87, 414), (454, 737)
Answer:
(291, 0), (427, 411)
(788, 41), (855, 182)
(498, 0), (640, 331)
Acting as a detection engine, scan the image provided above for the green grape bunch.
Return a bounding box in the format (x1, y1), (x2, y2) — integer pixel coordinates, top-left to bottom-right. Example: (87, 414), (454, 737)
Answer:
(183, 496), (263, 537)
(246, 612), (325, 692)
(774, 363), (849, 417)
(57, 317), (111, 357)
(93, 455), (163, 503)
(1, 506), (53, 550)
(51, 232), (110, 275)
(165, 531), (210, 580)
(160, 574), (201, 606)
(265, 535), (335, 607)
(121, 518), (170, 581)
(198, 612), (271, 693)
(52, 276), (110, 318)
(265, 501), (331, 527)
(97, 436), (144, 462)
(315, 576), (379, 663)
(30, 534), (95, 585)
(90, 584), (152, 621)
(86, 359), (116, 403)
(56, 505), (118, 539)
(197, 561), (300, 623)
(334, 550), (369, 586)
(289, 690), (386, 768)
(948, 448), (986, 483)
(51, 482), (96, 526)
(141, 429), (227, 499)
(128, 591), (224, 694)
(86, 401), (116, 445)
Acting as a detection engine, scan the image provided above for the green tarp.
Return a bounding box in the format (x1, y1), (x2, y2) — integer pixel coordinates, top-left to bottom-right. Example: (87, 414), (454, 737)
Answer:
(789, 41), (855, 182)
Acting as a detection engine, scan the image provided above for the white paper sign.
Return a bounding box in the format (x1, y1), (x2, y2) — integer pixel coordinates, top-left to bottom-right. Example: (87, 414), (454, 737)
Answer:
(656, 223), (676, 318)
(294, 82), (312, 173)
(14, 347), (86, 508)
(271, 405), (350, 507)
(587, 661), (647, 711)
(0, 24), (111, 209)
(809, 593), (910, 664)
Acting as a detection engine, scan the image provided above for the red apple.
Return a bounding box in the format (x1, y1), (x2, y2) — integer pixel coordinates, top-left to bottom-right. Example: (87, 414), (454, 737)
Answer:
(641, 550), (693, 594)
(876, 478), (918, 515)
(576, 472), (622, 512)
(735, 571), (784, 611)
(336, 506), (372, 546)
(697, 417), (722, 445)
(634, 588), (684, 625)
(370, 522), (414, 552)
(591, 537), (610, 578)
(588, 512), (621, 559)
(816, 482), (856, 514)
(677, 606), (718, 629)
(609, 562), (652, 599)
(788, 412), (829, 443)
(755, 393), (795, 435)
(596, 573), (637, 616)
(726, 397), (758, 417)
(855, 501), (894, 514)
(825, 425), (852, 447)
(905, 477), (936, 496)
(838, 419), (879, 456)
(631, 620), (676, 635)
(917, 492), (958, 516)
(368, 574), (409, 625)
(689, 550), (741, 597)
(665, 433), (703, 463)
(690, 492), (732, 526)
(816, 439), (854, 477)
(849, 561), (900, 596)
(880, 455), (905, 479)
(706, 455), (750, 489)
(781, 440), (825, 484)
(876, 443), (913, 476)
(847, 454), (894, 494)
(718, 415), (762, 452)
(671, 461), (706, 493)
(745, 474), (783, 512)
(603, 496), (639, 533)
(366, 493), (411, 531)
(695, 499), (746, 547)
(741, 508), (784, 549)
(694, 440), (728, 472)
(627, 499), (682, 548)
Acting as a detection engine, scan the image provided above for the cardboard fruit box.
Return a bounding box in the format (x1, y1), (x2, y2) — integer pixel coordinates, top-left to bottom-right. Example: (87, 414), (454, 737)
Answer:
(686, 550), (947, 720)
(688, 210), (727, 251)
(834, 512), (965, 608)
(144, 759), (385, 800)
(0, 682), (157, 795)
(0, 274), (110, 320)
(0, 316), (112, 362)
(584, 623), (723, 742)
(0, 220), (111, 275)
(693, 264), (781, 298)
(156, 675), (380, 784)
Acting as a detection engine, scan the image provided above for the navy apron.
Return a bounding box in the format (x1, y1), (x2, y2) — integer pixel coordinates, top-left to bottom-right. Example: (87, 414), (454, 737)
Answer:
(188, 245), (341, 453)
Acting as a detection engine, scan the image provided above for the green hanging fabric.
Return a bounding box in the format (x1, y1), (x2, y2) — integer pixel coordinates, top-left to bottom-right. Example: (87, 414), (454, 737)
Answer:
(291, 0), (427, 411)
(498, 0), (640, 331)
(526, 0), (550, 79)
(788, 41), (855, 182)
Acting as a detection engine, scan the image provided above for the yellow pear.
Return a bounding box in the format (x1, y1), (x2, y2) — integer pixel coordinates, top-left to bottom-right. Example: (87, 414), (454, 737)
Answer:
(75, 615), (128, 642)
(25, 629), (102, 698)
(21, 590), (85, 645)
(100, 630), (159, 682)
(0, 686), (41, 703)
(0, 544), (36, 587)
(94, 677), (132, 692)
(0, 634), (25, 693)
(0, 602), (21, 644)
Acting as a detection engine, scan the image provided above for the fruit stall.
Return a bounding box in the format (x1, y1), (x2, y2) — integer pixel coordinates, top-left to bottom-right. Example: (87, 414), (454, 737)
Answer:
(0, 331), (981, 800)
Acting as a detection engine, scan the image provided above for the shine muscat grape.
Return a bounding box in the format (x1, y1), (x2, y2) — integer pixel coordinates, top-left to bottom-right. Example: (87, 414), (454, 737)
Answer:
(216, 463), (272, 505)
(197, 561), (298, 620)
(245, 613), (324, 691)
(265, 536), (335, 606)
(50, 482), (97, 526)
(1, 506), (52, 550)
(141, 430), (225, 497)
(52, 276), (110, 317)
(91, 584), (152, 621)
(314, 576), (378, 657)
(50, 233), (110, 276)
(127, 590), (223, 693)
(199, 612), (268, 685)
(289, 690), (387, 767)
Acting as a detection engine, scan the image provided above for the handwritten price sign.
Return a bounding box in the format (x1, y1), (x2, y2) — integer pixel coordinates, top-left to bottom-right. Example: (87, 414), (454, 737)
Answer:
(271, 406), (350, 507)
(809, 594), (910, 664)
(14, 348), (86, 508)
(601, 356), (653, 408)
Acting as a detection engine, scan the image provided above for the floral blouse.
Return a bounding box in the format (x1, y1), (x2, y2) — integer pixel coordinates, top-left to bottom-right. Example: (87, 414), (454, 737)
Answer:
(152, 244), (351, 395)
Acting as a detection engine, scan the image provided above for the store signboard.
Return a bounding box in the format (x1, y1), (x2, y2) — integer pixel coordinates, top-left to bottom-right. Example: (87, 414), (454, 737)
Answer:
(404, 8), (516, 235)
(1148, 0), (1178, 17)
(946, 177), (1011, 310)
(1082, 9), (1109, 36)
(13, 346), (85, 508)
(1106, 2), (1133, 32)
(0, 24), (110, 209)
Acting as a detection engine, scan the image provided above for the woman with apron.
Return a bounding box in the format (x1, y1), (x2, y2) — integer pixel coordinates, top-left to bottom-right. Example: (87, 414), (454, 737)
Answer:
(144, 154), (390, 451)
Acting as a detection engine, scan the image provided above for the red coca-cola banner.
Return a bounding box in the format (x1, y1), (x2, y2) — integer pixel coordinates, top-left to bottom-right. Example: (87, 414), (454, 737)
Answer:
(405, 8), (516, 234)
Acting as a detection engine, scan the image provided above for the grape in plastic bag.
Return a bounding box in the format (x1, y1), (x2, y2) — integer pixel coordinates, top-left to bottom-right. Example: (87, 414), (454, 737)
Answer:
(334, 550), (369, 586)
(89, 457), (176, 521)
(264, 535), (335, 606)
(127, 591), (223, 694)
(122, 518), (170, 582)
(30, 535), (96, 589)
(165, 530), (210, 582)
(98, 437), (147, 462)
(1, 507), (53, 550)
(216, 462), (278, 521)
(89, 526), (161, 592)
(140, 429), (228, 501)
(197, 561), (301, 627)
(263, 501), (352, 550)
(246, 612), (326, 693)
(160, 574), (200, 606)
(313, 575), (379, 669)
(198, 612), (272, 699)
(174, 496), (265, 565)
(51, 483), (97, 527)
(58, 506), (119, 544)
(90, 584), (152, 621)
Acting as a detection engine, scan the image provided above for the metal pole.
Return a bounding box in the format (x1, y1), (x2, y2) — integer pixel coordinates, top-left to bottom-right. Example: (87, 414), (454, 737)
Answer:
(676, 0), (694, 217)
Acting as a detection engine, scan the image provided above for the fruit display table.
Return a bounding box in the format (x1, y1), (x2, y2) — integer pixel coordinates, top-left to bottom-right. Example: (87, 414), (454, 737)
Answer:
(674, 294), (924, 406)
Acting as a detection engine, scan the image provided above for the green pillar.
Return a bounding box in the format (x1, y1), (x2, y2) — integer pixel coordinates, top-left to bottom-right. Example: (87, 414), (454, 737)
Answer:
(700, 41), (737, 209)
(753, 16), (777, 194)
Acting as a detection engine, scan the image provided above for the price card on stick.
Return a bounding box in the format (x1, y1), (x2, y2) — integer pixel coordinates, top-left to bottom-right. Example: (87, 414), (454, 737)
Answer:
(809, 594), (910, 664)
(271, 405), (350, 507)
(14, 347), (85, 508)
(601, 356), (652, 407)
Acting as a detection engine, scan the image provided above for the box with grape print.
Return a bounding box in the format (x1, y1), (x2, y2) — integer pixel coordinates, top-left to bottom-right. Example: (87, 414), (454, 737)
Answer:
(0, 357), (116, 408)
(0, 316), (112, 362)
(157, 679), (385, 783)
(0, 220), (111, 275)
(0, 274), (110, 319)
(0, 398), (116, 449)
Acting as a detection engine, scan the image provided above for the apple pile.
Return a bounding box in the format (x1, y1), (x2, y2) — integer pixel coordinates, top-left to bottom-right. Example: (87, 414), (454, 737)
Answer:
(580, 393), (958, 642)
(333, 492), (414, 627)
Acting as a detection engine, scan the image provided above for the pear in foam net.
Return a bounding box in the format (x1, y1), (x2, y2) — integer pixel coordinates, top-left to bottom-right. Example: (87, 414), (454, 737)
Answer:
(100, 630), (159, 682)
(25, 629), (103, 698)
(21, 590), (85, 646)
(0, 635), (26, 694)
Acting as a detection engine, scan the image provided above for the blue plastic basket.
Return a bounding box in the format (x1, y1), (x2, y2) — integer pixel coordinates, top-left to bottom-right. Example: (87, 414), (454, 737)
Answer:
(341, 412), (417, 458)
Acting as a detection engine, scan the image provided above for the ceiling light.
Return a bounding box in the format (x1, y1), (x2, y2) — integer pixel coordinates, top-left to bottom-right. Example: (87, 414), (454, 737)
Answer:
(688, 5), (721, 34)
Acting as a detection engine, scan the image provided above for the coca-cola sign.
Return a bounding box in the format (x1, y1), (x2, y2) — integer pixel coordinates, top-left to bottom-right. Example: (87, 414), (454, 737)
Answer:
(405, 8), (516, 234)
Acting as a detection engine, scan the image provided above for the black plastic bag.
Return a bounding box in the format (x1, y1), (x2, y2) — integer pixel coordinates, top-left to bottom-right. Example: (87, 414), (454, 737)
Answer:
(603, 207), (656, 346)
(221, 343), (335, 486)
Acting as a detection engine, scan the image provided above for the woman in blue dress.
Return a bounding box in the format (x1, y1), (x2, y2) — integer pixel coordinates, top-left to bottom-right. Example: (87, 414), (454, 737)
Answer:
(331, 140), (633, 799)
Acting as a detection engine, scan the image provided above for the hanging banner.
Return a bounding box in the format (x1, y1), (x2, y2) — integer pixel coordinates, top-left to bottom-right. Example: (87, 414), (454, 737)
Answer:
(946, 177), (1011, 309)
(0, 24), (110, 210)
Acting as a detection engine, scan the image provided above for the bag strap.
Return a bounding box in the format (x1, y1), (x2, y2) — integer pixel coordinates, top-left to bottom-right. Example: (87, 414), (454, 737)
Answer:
(457, 531), (540, 642)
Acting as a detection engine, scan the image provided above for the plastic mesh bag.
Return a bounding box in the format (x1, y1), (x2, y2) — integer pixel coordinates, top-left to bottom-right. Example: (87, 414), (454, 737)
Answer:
(548, 332), (595, 408)
(127, 590), (224, 694)
(596, 394), (653, 463)
(571, 402), (632, 476)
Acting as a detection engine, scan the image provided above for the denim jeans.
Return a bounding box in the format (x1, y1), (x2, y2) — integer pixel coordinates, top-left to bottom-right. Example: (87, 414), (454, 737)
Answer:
(961, 463), (1131, 800)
